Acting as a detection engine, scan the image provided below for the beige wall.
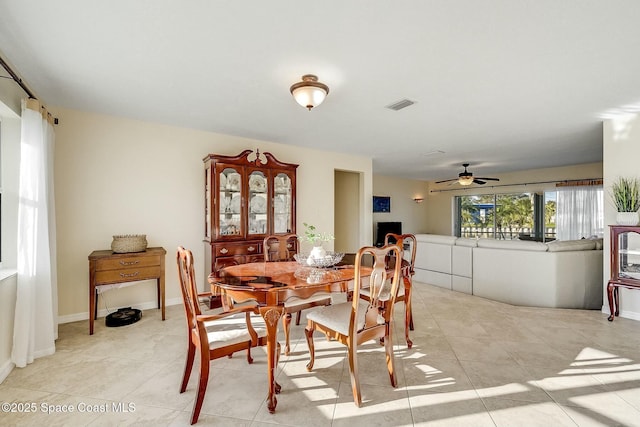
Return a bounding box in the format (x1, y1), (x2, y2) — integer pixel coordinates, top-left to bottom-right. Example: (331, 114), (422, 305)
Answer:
(371, 174), (430, 242)
(52, 107), (372, 320)
(425, 162), (604, 235)
(604, 116), (640, 320)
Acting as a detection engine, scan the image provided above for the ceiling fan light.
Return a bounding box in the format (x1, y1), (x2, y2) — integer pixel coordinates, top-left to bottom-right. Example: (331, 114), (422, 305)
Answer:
(290, 74), (329, 110)
(458, 176), (474, 186)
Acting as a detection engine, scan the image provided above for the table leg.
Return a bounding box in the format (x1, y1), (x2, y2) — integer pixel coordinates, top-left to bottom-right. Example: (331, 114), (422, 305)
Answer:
(89, 261), (96, 335)
(259, 305), (284, 414)
(90, 285), (96, 335)
(159, 256), (166, 320)
(158, 275), (166, 321)
(607, 282), (616, 321)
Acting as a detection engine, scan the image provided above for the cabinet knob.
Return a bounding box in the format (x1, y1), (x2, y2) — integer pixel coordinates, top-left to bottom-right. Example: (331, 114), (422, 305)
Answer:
(248, 246), (255, 252)
(220, 248), (229, 254)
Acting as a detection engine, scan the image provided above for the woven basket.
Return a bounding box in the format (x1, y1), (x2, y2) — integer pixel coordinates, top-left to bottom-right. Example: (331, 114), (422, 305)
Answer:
(111, 234), (148, 253)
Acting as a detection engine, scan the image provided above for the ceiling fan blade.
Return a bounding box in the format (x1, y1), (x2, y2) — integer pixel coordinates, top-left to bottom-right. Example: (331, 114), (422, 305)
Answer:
(435, 178), (459, 184)
(475, 177), (500, 181)
(473, 179), (486, 185)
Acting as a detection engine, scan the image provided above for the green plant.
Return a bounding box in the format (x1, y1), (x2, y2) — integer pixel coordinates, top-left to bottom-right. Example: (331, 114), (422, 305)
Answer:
(300, 222), (334, 244)
(611, 177), (640, 212)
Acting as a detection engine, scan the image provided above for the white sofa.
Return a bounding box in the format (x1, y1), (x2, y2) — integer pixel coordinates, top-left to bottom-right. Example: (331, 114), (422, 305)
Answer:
(413, 234), (603, 309)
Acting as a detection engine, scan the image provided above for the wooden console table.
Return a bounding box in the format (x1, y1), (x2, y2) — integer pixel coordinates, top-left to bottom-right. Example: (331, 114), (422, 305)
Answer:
(88, 247), (166, 334)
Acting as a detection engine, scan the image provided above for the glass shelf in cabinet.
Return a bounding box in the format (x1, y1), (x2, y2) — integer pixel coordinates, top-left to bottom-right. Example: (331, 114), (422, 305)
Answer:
(619, 249), (640, 255)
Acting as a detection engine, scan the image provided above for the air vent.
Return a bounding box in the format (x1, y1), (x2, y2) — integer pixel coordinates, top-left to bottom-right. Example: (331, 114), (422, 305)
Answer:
(385, 99), (416, 111)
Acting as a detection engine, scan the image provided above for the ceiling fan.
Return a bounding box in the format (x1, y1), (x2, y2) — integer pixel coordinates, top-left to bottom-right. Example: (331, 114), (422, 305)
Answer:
(435, 163), (500, 186)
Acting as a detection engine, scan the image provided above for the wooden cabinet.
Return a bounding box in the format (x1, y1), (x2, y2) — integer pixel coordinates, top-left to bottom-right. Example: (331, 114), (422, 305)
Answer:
(88, 247), (166, 334)
(203, 150), (298, 278)
(607, 225), (640, 321)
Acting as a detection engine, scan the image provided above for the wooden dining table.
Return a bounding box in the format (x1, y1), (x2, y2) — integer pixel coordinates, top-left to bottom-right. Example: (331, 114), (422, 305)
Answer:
(208, 261), (369, 414)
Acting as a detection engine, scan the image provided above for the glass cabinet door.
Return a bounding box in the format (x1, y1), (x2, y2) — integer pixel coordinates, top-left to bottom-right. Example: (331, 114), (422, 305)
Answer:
(218, 166), (243, 237)
(205, 166), (211, 239)
(619, 231), (640, 279)
(247, 170), (268, 236)
(273, 172), (293, 234)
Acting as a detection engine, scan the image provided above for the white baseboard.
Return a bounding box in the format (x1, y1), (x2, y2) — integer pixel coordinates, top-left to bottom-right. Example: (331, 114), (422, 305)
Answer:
(0, 359), (15, 384)
(57, 297), (182, 324)
(601, 305), (640, 321)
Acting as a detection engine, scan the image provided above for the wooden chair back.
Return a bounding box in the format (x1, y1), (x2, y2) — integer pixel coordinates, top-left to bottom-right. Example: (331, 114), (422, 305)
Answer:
(176, 246), (202, 334)
(384, 233), (417, 275)
(352, 244), (403, 337)
(263, 233), (298, 261)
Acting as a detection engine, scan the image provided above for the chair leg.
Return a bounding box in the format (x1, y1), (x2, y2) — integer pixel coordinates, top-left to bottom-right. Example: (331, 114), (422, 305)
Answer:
(400, 276), (414, 347)
(180, 340), (196, 393)
(304, 322), (316, 371)
(191, 348), (210, 425)
(404, 301), (413, 349)
(283, 313), (292, 356)
(295, 310), (302, 325)
(346, 342), (362, 407)
(404, 277), (415, 333)
(275, 341), (282, 394)
(385, 325), (398, 388)
(246, 344), (254, 364)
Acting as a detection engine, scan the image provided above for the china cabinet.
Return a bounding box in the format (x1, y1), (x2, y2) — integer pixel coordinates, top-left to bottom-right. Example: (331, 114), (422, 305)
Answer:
(203, 150), (298, 279)
(607, 225), (640, 321)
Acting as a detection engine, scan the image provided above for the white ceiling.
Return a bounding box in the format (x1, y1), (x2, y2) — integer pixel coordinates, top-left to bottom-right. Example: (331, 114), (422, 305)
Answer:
(1, 1), (639, 181)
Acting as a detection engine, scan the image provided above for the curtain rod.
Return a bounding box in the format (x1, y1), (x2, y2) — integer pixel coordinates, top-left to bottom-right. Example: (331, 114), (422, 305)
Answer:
(0, 55), (59, 124)
(0, 55), (36, 99)
(429, 177), (603, 194)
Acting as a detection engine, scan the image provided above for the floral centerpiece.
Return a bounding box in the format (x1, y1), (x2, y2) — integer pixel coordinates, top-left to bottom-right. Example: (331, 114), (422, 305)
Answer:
(297, 223), (343, 266)
(300, 222), (334, 245)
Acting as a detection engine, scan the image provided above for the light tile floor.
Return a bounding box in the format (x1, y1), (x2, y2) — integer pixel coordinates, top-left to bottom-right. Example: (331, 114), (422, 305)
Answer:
(2, 282), (640, 426)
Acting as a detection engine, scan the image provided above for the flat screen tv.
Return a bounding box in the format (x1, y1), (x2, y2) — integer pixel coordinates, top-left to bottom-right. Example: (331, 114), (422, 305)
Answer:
(375, 221), (402, 246)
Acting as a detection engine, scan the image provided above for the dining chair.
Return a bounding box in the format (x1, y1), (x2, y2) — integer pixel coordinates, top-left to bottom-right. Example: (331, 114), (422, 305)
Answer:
(304, 244), (403, 406)
(360, 233), (416, 348)
(263, 234), (333, 356)
(177, 246), (268, 424)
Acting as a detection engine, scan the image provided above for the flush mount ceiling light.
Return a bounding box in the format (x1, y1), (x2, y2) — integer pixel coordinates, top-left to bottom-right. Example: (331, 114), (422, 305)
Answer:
(290, 74), (329, 110)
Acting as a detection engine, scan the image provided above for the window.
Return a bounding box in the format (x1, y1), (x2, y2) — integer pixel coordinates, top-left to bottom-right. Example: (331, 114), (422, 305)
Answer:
(455, 186), (603, 241)
(456, 193), (535, 240)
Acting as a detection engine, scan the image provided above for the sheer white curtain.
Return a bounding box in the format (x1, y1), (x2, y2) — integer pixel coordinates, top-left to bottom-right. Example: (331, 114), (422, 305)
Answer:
(556, 185), (604, 241)
(12, 99), (58, 367)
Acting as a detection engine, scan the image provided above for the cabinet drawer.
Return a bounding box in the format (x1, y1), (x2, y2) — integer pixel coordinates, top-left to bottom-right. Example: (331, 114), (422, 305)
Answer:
(215, 243), (261, 257)
(96, 255), (161, 271)
(95, 265), (162, 284)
